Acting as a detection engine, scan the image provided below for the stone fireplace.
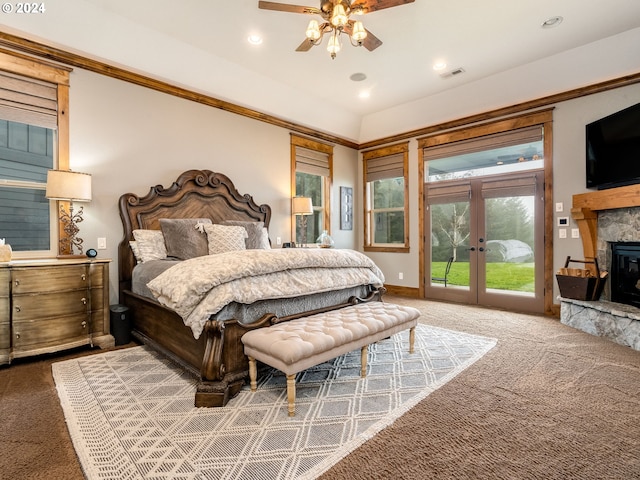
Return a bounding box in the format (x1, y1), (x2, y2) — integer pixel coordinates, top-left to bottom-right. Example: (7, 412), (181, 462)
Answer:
(561, 185), (640, 350)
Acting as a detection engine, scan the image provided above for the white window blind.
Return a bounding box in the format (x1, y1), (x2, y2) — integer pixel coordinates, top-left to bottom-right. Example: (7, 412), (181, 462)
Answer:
(365, 153), (404, 182)
(423, 126), (543, 161)
(295, 146), (330, 177)
(0, 71), (57, 130)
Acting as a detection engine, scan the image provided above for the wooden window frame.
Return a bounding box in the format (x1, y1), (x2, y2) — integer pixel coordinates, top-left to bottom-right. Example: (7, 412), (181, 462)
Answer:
(0, 48), (71, 258)
(290, 134), (333, 243)
(363, 142), (409, 253)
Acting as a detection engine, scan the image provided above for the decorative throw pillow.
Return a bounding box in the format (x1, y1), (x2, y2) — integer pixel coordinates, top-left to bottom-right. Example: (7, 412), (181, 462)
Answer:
(132, 229), (167, 262)
(159, 218), (212, 260)
(204, 224), (248, 254)
(221, 220), (269, 249)
(257, 227), (271, 250)
(129, 241), (142, 263)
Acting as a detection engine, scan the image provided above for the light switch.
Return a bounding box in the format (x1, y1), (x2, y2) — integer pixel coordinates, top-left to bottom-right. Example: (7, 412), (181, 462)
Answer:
(97, 237), (107, 249)
(555, 202), (564, 212)
(559, 229), (567, 239)
(571, 228), (580, 238)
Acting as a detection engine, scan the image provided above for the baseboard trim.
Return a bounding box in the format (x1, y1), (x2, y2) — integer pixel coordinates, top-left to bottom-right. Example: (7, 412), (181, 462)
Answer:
(383, 285), (421, 298)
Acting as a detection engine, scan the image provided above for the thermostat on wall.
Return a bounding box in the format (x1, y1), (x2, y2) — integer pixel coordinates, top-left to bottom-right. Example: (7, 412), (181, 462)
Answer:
(557, 217), (569, 226)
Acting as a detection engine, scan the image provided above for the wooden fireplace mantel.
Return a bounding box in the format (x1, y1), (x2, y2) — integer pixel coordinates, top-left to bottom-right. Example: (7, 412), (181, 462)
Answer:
(571, 184), (640, 267)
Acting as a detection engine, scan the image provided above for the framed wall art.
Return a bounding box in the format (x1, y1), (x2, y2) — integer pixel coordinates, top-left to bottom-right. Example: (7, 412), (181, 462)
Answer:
(340, 186), (353, 230)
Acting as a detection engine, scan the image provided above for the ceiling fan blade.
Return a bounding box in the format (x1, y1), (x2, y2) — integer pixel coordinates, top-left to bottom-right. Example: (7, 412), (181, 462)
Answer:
(361, 28), (383, 51)
(295, 38), (315, 52)
(258, 1), (321, 15)
(351, 0), (415, 14)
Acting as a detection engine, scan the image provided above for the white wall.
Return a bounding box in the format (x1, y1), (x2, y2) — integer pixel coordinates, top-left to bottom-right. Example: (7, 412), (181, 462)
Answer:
(67, 69), (358, 305)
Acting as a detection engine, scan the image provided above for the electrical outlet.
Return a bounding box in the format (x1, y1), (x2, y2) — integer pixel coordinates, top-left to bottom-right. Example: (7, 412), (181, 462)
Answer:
(97, 237), (107, 249)
(559, 229), (567, 239)
(276, 236), (282, 245)
(571, 228), (580, 238)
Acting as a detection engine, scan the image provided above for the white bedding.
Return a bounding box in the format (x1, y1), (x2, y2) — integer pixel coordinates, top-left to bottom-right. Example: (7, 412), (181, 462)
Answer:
(147, 248), (385, 339)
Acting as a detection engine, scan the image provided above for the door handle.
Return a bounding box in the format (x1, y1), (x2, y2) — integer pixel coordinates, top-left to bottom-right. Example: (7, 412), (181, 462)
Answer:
(468, 246), (476, 251)
(479, 247), (485, 252)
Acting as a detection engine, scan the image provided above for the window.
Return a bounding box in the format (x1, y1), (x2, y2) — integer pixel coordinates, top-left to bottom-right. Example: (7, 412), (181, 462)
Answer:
(0, 50), (71, 257)
(291, 134), (333, 246)
(363, 142), (409, 252)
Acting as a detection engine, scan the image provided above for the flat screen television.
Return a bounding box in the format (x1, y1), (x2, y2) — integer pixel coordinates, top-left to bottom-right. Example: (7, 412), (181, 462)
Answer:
(586, 101), (640, 190)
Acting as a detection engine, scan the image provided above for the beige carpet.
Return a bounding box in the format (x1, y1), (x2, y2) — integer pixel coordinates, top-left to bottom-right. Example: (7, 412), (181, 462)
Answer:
(1, 296), (639, 479)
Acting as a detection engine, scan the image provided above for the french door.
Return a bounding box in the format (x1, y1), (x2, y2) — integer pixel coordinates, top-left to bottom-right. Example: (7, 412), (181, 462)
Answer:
(425, 170), (545, 313)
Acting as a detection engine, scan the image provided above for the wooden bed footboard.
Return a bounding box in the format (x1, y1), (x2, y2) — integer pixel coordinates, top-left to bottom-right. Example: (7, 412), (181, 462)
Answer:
(123, 287), (386, 407)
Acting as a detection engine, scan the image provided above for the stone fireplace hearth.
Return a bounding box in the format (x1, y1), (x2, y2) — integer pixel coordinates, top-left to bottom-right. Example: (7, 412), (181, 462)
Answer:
(563, 185), (640, 351)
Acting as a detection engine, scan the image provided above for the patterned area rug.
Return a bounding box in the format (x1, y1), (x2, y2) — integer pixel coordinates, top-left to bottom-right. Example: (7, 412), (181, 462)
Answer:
(53, 324), (496, 480)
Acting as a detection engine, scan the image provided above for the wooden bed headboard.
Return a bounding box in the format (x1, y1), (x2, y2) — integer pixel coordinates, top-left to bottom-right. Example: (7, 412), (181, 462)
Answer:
(118, 170), (272, 299)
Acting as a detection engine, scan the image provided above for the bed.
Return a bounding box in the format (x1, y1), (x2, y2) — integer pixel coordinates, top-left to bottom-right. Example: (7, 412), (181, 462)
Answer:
(118, 169), (386, 407)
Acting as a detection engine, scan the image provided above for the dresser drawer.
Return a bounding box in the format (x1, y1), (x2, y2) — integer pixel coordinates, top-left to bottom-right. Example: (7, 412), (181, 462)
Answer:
(0, 268), (9, 297)
(12, 314), (90, 351)
(12, 265), (88, 294)
(13, 290), (89, 322)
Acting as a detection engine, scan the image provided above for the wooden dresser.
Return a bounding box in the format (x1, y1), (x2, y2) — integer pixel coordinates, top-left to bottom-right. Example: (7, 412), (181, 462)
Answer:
(0, 258), (114, 365)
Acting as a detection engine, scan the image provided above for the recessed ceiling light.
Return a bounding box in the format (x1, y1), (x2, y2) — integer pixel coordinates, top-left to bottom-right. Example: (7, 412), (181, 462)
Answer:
(541, 16), (563, 28)
(433, 61), (447, 71)
(350, 72), (367, 82)
(248, 34), (263, 45)
(359, 90), (370, 99)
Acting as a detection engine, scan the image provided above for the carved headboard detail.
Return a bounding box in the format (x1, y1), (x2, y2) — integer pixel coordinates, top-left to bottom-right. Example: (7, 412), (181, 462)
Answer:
(118, 169), (272, 298)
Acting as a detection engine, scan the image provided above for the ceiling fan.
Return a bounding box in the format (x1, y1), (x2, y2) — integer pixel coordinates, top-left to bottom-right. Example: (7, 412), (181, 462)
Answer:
(258, 0), (415, 59)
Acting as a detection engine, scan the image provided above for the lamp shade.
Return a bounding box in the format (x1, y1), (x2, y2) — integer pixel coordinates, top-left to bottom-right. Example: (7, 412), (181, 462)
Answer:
(45, 170), (92, 202)
(292, 196), (313, 215)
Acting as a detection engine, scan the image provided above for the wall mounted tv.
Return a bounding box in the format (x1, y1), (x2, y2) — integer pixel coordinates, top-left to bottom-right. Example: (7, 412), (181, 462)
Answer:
(586, 101), (640, 190)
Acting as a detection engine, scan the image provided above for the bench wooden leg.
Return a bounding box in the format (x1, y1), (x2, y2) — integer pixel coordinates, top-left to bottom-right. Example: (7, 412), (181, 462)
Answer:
(361, 345), (368, 377)
(248, 356), (257, 391)
(286, 374), (296, 417)
(409, 326), (415, 354)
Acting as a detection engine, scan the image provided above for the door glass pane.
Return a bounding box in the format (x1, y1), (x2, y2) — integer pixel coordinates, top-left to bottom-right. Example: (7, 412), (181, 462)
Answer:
(427, 144), (543, 182)
(484, 195), (535, 295)
(430, 201), (470, 289)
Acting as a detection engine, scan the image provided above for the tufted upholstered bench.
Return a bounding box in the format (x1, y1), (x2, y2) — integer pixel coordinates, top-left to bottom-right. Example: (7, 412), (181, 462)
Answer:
(241, 301), (421, 416)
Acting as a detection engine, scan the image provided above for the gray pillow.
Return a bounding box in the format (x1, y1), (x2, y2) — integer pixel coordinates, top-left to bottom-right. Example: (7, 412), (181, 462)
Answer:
(159, 218), (212, 260)
(221, 220), (269, 249)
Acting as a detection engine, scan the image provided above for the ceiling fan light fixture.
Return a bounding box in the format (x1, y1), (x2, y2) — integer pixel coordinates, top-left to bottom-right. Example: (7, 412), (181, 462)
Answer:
(351, 21), (367, 44)
(327, 32), (341, 59)
(306, 20), (321, 41)
(331, 4), (348, 28)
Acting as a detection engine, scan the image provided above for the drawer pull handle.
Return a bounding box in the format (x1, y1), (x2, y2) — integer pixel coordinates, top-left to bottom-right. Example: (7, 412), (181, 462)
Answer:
(81, 297), (87, 305)
(81, 274), (86, 281)
(15, 333), (20, 339)
(14, 279), (19, 286)
(81, 321), (87, 328)
(14, 306), (20, 312)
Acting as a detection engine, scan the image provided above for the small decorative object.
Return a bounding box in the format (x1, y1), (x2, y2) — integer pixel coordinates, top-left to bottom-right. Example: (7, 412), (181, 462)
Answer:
(0, 238), (11, 262)
(316, 230), (334, 248)
(86, 248), (98, 258)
